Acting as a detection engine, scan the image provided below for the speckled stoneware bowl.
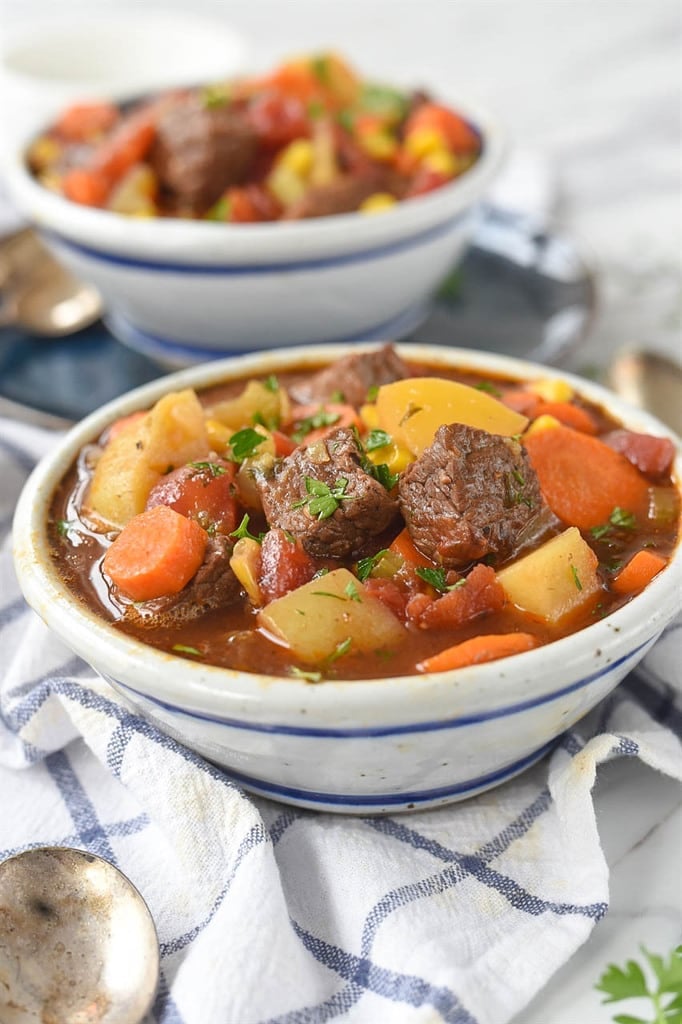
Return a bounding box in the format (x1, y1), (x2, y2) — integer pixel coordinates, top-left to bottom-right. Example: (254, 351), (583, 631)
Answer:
(12, 344), (682, 812)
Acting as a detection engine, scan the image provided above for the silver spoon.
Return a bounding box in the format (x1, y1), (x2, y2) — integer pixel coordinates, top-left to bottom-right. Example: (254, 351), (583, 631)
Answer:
(0, 846), (159, 1024)
(0, 229), (102, 336)
(607, 349), (682, 437)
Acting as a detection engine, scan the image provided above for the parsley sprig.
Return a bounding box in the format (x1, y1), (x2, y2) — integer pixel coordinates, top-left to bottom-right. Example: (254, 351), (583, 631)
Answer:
(292, 476), (352, 520)
(291, 407), (341, 443)
(189, 461), (227, 477)
(415, 566), (466, 593)
(595, 944), (682, 1024)
(591, 506), (638, 540)
(229, 428), (266, 463)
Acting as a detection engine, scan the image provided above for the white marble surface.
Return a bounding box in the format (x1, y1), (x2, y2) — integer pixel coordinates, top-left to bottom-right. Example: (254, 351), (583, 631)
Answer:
(0, 1), (680, 1021)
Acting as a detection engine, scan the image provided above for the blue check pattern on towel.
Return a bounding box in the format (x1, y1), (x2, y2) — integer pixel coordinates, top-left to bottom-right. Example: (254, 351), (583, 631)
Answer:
(1, 417), (681, 1024)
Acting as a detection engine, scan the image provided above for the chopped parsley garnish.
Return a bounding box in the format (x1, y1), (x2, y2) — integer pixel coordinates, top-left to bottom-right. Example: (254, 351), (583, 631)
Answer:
(415, 566), (466, 593)
(229, 428), (267, 463)
(172, 644), (203, 657)
(327, 637), (352, 663)
(365, 429), (392, 451)
(330, 389), (346, 402)
(505, 469), (534, 508)
(189, 461), (227, 477)
(571, 564), (583, 591)
(365, 385), (379, 402)
(290, 666), (323, 683)
(356, 549), (390, 581)
(591, 506), (637, 540)
(263, 374), (279, 393)
(311, 55), (330, 83)
(206, 196), (231, 221)
(344, 580), (362, 602)
(368, 462), (400, 491)
(475, 381), (502, 397)
(230, 513), (263, 543)
(307, 98), (325, 120)
(292, 476), (351, 520)
(291, 407), (341, 443)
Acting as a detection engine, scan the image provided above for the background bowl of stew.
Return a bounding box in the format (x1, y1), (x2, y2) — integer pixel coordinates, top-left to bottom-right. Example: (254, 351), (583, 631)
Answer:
(12, 344), (681, 813)
(4, 62), (504, 366)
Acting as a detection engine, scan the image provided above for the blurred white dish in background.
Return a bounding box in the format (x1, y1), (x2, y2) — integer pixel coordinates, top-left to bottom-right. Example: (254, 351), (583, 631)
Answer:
(0, 10), (248, 163)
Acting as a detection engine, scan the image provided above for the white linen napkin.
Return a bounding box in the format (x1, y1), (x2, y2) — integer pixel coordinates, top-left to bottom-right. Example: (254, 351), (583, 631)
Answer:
(1, 417), (681, 1024)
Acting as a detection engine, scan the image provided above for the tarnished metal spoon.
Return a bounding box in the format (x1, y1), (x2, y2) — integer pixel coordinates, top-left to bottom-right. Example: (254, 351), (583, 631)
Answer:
(607, 349), (682, 437)
(0, 229), (102, 336)
(0, 846), (159, 1024)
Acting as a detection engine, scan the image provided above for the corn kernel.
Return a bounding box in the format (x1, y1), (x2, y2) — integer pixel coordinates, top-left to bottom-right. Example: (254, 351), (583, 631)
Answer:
(524, 414), (561, 438)
(404, 128), (446, 159)
(358, 131), (398, 161)
(27, 135), (61, 170)
(278, 139), (315, 177)
(528, 378), (574, 402)
(422, 149), (458, 177)
(360, 404), (380, 429)
(366, 441), (414, 473)
(359, 192), (397, 214)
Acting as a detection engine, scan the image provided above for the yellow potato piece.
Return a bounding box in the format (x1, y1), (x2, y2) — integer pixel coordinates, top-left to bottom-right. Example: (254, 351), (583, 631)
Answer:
(258, 567), (405, 665)
(86, 389), (209, 528)
(497, 527), (601, 624)
(375, 378), (528, 455)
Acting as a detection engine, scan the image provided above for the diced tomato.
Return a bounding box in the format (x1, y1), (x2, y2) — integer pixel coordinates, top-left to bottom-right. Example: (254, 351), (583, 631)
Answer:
(55, 101), (119, 143)
(363, 577), (408, 620)
(145, 459), (239, 536)
(405, 102), (480, 153)
(259, 528), (321, 602)
(225, 184), (281, 223)
(272, 430), (298, 457)
(409, 564), (506, 630)
(247, 90), (310, 146)
(602, 429), (676, 478)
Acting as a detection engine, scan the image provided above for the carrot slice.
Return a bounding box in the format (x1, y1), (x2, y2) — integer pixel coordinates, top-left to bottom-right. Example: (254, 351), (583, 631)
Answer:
(417, 632), (539, 673)
(524, 425), (650, 529)
(532, 401), (597, 435)
(62, 167), (110, 207)
(286, 402), (362, 446)
(102, 505), (207, 602)
(389, 527), (434, 569)
(612, 550), (667, 595)
(55, 101), (119, 142)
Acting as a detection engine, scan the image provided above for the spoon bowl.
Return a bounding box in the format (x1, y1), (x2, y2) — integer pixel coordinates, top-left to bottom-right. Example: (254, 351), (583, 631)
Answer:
(0, 229), (102, 336)
(607, 349), (682, 438)
(0, 846), (159, 1024)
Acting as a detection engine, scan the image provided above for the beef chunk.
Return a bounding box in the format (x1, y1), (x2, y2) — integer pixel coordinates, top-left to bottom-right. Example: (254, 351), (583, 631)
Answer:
(257, 427), (399, 559)
(398, 423), (545, 568)
(151, 96), (257, 211)
(121, 535), (241, 628)
(289, 344), (412, 408)
(283, 169), (404, 220)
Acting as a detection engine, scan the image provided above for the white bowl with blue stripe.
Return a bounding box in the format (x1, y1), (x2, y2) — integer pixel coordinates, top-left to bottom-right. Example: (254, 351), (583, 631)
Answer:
(4, 102), (505, 365)
(12, 344), (682, 812)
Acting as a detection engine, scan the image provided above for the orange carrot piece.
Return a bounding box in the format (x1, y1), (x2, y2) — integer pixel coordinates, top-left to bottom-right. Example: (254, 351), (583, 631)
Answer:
(406, 103), (480, 153)
(389, 527), (434, 569)
(417, 632), (539, 673)
(612, 550), (667, 595)
(524, 425), (650, 530)
(533, 401), (597, 435)
(62, 167), (110, 207)
(501, 389), (540, 416)
(103, 505), (207, 602)
(55, 101), (119, 142)
(286, 402), (362, 446)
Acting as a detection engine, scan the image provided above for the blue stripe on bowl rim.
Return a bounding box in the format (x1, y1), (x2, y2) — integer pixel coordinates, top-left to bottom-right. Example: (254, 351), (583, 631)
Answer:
(104, 301), (430, 365)
(42, 207), (469, 274)
(106, 637), (652, 740)
(188, 737), (559, 808)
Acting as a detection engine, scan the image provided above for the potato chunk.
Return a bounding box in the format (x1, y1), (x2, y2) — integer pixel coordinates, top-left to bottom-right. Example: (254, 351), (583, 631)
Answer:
(376, 378), (528, 455)
(87, 389), (209, 528)
(497, 527), (601, 624)
(257, 567), (405, 665)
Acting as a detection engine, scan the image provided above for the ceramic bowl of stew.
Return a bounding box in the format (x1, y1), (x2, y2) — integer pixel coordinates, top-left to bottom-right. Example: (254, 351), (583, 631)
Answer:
(12, 343), (682, 813)
(4, 53), (504, 365)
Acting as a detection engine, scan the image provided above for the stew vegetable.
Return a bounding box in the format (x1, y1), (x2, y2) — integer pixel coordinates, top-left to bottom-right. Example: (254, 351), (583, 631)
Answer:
(50, 346), (679, 680)
(28, 53), (481, 221)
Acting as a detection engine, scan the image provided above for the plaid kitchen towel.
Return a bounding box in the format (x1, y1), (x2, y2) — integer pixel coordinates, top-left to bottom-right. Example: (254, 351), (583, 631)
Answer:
(1, 415), (681, 1024)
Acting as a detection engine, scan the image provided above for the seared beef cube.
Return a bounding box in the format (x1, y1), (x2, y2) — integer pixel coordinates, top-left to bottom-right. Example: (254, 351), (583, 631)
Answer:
(283, 169), (403, 220)
(121, 536), (241, 627)
(289, 344), (411, 408)
(151, 95), (257, 210)
(398, 423), (544, 568)
(257, 428), (398, 559)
